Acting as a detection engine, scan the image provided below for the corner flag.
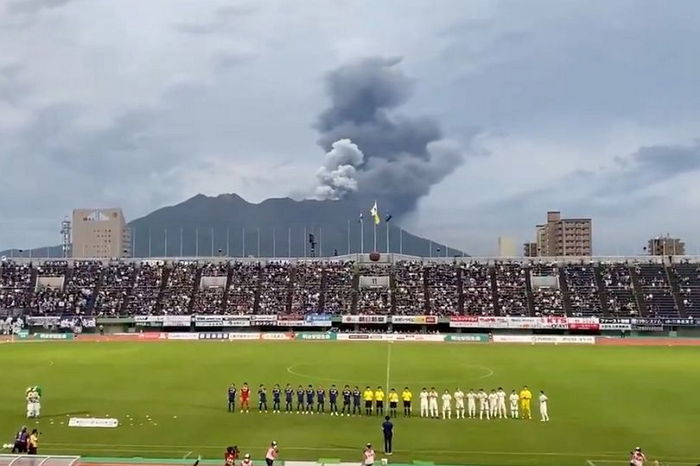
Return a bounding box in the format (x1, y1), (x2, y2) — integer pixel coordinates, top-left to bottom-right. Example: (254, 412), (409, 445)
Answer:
(370, 202), (380, 225)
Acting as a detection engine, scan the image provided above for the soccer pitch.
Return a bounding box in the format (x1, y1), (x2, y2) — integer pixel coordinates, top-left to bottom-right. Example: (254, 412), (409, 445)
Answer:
(1, 341), (699, 466)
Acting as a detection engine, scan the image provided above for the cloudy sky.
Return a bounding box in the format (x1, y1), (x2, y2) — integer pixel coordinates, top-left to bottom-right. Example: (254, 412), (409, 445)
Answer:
(1, 0), (699, 255)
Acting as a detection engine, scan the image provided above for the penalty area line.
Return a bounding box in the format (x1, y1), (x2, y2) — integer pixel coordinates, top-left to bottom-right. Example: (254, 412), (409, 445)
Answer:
(183, 452), (193, 459)
(587, 460), (597, 466)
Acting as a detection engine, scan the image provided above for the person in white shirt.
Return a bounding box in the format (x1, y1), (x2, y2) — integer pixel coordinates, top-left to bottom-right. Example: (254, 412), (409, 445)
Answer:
(477, 389), (489, 420)
(488, 390), (498, 419)
(539, 390), (549, 422)
(496, 387), (507, 419)
(441, 390), (452, 419)
(419, 388), (429, 418)
(466, 389), (477, 418)
(363, 443), (375, 466)
(428, 388), (439, 419)
(509, 390), (519, 419)
(453, 389), (465, 419)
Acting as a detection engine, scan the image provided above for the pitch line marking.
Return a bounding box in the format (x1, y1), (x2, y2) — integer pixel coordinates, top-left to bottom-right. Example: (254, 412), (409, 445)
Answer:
(587, 460), (597, 466)
(40, 442), (698, 461)
(385, 342), (392, 391)
(183, 451), (193, 459)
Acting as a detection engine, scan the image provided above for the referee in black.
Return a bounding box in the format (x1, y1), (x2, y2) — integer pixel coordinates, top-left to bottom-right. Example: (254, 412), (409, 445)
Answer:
(381, 416), (393, 455)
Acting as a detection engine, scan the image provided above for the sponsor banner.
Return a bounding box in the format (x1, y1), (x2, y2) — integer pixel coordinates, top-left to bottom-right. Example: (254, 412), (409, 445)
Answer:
(228, 332), (261, 340)
(390, 315), (439, 325)
(599, 322), (632, 331)
(566, 317), (600, 331)
(277, 319), (306, 326)
(449, 316), (567, 329)
(305, 314), (333, 323)
(295, 332), (337, 341)
(193, 315), (251, 327)
(134, 315), (191, 327)
(60, 316), (96, 329)
(260, 332), (293, 340)
(251, 315), (278, 326)
(15, 330), (30, 339)
(449, 316), (480, 328)
(633, 325), (664, 332)
(493, 335), (595, 344)
(198, 332), (229, 340)
(33, 333), (74, 340)
(341, 315), (388, 324)
(25, 316), (60, 326)
(167, 332), (199, 340)
(444, 334), (490, 342)
(68, 417), (119, 428)
(336, 333), (444, 342)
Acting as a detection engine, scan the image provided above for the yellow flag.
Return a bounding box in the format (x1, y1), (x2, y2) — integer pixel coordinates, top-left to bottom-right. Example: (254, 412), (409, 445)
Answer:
(370, 201), (380, 225)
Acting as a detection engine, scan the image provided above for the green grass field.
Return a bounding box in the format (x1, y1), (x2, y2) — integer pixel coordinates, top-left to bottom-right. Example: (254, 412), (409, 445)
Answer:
(1, 341), (699, 466)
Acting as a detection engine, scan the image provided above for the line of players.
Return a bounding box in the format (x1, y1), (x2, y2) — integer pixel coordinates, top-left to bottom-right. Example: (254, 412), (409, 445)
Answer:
(227, 384), (550, 421)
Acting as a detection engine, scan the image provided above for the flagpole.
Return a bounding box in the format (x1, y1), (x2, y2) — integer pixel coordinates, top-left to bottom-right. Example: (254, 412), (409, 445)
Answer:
(319, 227), (323, 257)
(304, 227), (307, 257)
(373, 223), (377, 252)
(347, 219), (350, 254)
(273, 227), (276, 257)
(164, 228), (168, 257)
(195, 228), (198, 257)
(242, 227), (246, 257)
(288, 227), (291, 257)
(399, 227), (403, 255)
(226, 227), (230, 257)
(360, 218), (364, 254)
(385, 217), (391, 254)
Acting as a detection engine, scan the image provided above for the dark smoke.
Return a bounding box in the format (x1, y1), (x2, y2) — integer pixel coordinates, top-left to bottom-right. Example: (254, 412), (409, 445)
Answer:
(314, 57), (463, 215)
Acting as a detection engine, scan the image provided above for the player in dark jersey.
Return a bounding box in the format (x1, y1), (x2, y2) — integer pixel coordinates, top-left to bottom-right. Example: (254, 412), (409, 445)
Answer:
(272, 384), (281, 413)
(285, 384), (294, 413)
(296, 385), (305, 413)
(353, 386), (362, 415)
(341, 385), (352, 416)
(258, 385), (268, 413)
(329, 384), (339, 416)
(305, 384), (315, 414)
(316, 385), (326, 413)
(227, 384), (237, 412)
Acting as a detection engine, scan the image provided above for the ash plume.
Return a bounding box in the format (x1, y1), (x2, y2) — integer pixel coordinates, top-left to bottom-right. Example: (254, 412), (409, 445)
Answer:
(314, 57), (463, 214)
(314, 138), (365, 200)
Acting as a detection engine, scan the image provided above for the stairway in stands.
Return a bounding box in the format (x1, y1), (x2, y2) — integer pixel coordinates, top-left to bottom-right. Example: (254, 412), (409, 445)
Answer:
(670, 262), (700, 319)
(634, 263), (679, 318)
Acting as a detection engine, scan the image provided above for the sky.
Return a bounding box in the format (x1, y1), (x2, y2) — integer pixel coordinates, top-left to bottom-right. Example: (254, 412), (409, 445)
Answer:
(1, 0), (699, 256)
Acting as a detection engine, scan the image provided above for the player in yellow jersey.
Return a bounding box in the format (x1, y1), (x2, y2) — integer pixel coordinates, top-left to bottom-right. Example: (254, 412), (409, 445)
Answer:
(388, 388), (399, 417)
(519, 386), (532, 420)
(363, 386), (374, 415)
(401, 387), (413, 417)
(374, 386), (385, 416)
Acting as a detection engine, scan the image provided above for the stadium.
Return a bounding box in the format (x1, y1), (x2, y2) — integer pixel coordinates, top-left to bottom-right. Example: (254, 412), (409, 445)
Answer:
(1, 254), (700, 466)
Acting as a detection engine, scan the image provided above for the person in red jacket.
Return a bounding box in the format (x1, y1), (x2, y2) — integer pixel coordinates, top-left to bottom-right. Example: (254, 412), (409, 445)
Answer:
(225, 446), (239, 466)
(240, 383), (250, 413)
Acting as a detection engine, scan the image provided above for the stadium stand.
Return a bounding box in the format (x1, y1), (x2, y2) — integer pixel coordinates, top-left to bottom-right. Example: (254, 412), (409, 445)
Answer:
(2, 257), (699, 318)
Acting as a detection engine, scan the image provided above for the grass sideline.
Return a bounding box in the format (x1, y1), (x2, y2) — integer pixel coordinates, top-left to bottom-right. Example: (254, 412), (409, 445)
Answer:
(1, 341), (699, 466)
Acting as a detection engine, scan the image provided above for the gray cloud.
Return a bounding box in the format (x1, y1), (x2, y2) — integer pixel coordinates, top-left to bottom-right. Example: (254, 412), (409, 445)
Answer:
(314, 138), (364, 200)
(7, 0), (73, 15)
(175, 3), (257, 35)
(314, 57), (465, 215)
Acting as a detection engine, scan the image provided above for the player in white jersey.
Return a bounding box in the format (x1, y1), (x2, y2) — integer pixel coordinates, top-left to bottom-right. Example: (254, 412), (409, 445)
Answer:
(488, 390), (498, 418)
(441, 390), (452, 419)
(428, 388), (439, 418)
(477, 389), (489, 420)
(496, 387), (507, 419)
(539, 390), (549, 421)
(419, 388), (429, 418)
(453, 389), (465, 419)
(509, 390), (519, 419)
(466, 389), (477, 418)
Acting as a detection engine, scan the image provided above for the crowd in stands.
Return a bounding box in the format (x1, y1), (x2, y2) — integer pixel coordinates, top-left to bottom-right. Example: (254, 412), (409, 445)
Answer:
(529, 263), (564, 316)
(3, 258), (700, 319)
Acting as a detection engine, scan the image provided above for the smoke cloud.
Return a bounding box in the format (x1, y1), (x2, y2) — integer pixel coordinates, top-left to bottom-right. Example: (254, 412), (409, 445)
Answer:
(314, 57), (463, 214)
(314, 138), (365, 200)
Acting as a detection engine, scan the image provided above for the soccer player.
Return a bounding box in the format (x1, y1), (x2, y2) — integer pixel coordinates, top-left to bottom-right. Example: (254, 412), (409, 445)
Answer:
(258, 385), (268, 413)
(240, 383), (250, 413)
(519, 386), (532, 420)
(539, 390), (549, 422)
(329, 385), (339, 415)
(316, 385), (326, 413)
(441, 390), (452, 420)
(388, 388), (399, 417)
(352, 386), (362, 415)
(419, 387), (429, 417)
(227, 384), (237, 412)
(225, 446), (239, 466)
(241, 453), (253, 466)
(342, 385), (352, 416)
(478, 388), (489, 420)
(629, 447), (646, 466)
(374, 386), (385, 416)
(272, 384), (281, 413)
(363, 443), (375, 466)
(467, 389), (477, 419)
(497, 387), (507, 419)
(295, 385), (305, 413)
(509, 390), (519, 419)
(363, 386), (374, 415)
(428, 387), (439, 419)
(454, 388), (465, 419)
(401, 387), (412, 417)
(488, 390), (498, 419)
(306, 385), (315, 414)
(285, 384), (294, 413)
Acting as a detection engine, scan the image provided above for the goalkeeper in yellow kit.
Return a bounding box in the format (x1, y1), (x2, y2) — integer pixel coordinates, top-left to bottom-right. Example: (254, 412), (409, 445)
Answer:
(519, 386), (532, 420)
